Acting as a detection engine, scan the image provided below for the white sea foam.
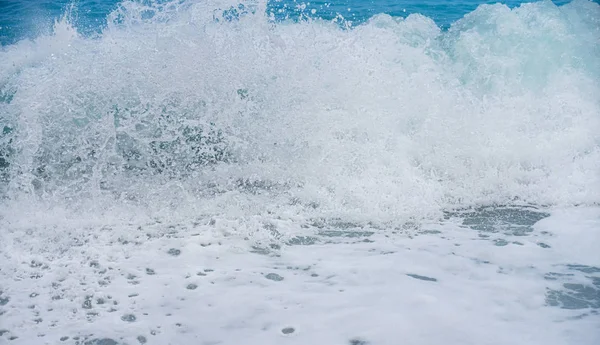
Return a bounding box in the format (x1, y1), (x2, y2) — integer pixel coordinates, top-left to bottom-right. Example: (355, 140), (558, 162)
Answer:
(0, 0), (598, 222)
(0, 1), (599, 344)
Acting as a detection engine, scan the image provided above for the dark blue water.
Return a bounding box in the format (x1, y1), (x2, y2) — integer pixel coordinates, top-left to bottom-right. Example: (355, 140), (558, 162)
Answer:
(0, 0), (574, 46)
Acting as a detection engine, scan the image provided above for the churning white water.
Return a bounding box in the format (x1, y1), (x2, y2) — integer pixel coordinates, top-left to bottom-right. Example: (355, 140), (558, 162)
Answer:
(0, 0), (598, 344)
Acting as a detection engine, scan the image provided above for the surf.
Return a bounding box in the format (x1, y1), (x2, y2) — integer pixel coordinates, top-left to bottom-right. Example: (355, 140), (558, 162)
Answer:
(0, 0), (598, 224)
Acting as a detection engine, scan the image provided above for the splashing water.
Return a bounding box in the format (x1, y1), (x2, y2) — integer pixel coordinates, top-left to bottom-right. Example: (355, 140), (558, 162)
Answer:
(1, 0), (598, 223)
(0, 1), (599, 344)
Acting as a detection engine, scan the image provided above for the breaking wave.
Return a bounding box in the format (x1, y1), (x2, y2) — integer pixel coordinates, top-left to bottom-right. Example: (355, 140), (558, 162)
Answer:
(0, 0), (599, 224)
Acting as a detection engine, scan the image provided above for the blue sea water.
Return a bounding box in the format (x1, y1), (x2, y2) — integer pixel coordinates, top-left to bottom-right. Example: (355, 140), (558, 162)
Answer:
(0, 1), (599, 344)
(0, 0), (576, 45)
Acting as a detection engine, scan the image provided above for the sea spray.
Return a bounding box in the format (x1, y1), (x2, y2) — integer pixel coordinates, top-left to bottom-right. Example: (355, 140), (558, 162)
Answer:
(0, 0), (598, 224)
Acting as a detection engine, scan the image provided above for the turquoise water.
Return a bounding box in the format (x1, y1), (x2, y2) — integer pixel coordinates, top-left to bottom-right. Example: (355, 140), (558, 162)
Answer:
(0, 0), (574, 45)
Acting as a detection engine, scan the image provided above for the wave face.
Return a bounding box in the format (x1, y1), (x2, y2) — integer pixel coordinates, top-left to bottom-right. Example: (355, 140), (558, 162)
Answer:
(0, 0), (599, 222)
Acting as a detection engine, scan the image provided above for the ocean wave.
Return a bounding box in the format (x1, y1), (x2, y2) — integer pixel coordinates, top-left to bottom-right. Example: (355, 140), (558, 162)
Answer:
(0, 0), (598, 223)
